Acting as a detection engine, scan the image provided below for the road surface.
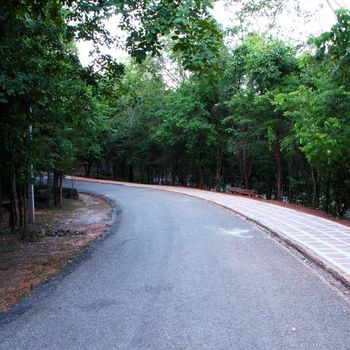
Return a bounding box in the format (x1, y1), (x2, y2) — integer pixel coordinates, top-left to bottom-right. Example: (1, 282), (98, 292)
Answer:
(1, 181), (349, 349)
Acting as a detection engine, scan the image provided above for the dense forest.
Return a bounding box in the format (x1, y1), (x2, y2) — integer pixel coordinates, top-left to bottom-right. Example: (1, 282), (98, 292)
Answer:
(1, 0), (350, 233)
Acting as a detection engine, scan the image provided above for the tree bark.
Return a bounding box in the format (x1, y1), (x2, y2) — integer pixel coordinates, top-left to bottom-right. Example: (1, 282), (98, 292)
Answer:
(84, 160), (92, 177)
(53, 172), (58, 207)
(171, 158), (176, 185)
(23, 183), (27, 228)
(274, 139), (283, 201)
(198, 167), (205, 189)
(242, 146), (249, 189)
(177, 157), (188, 186)
(9, 168), (18, 233)
(242, 144), (255, 190)
(325, 170), (332, 213)
(311, 166), (319, 209)
(58, 173), (63, 208)
(215, 147), (223, 191)
(287, 157), (293, 203)
(18, 184), (23, 227)
(128, 165), (134, 183)
(47, 172), (51, 208)
(96, 161), (100, 178)
(0, 178), (3, 222)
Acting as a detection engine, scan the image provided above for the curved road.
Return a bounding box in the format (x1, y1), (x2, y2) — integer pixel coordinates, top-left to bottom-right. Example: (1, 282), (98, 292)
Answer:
(1, 182), (350, 349)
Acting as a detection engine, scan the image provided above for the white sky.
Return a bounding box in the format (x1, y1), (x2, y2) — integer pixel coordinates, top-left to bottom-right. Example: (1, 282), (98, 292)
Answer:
(77, 0), (349, 66)
(211, 0), (347, 44)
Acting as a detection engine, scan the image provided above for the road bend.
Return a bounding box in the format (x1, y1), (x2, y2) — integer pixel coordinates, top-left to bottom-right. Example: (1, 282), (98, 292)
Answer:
(0, 181), (349, 349)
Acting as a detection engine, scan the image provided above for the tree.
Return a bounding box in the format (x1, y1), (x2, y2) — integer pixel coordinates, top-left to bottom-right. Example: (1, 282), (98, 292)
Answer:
(225, 35), (299, 199)
(67, 0), (223, 70)
(0, 0), (223, 230)
(276, 9), (350, 215)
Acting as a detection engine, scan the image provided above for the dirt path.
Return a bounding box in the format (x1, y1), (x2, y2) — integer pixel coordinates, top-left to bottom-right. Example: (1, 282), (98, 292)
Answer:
(0, 193), (111, 313)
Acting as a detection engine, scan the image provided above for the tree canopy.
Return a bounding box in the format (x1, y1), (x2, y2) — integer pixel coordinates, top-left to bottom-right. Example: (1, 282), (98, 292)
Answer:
(1, 1), (350, 231)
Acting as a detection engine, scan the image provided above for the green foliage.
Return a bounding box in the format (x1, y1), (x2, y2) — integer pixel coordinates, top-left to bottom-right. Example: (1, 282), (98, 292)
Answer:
(66, 0), (223, 71)
(310, 9), (350, 66)
(273, 9), (350, 214)
(2, 1), (350, 221)
(0, 0), (222, 184)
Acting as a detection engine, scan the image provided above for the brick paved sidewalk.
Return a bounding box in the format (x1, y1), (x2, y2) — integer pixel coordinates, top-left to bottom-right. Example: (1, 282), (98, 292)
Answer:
(70, 176), (350, 282)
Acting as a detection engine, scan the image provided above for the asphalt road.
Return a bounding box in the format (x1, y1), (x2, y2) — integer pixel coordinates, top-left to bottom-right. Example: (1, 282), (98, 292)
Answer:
(1, 181), (350, 350)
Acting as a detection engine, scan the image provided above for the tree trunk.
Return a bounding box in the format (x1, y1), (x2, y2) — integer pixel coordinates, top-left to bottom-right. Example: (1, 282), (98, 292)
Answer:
(311, 166), (319, 209)
(325, 170), (332, 213)
(182, 157), (188, 187)
(53, 172), (58, 207)
(160, 167), (164, 185)
(105, 158), (110, 178)
(274, 140), (283, 201)
(198, 167), (205, 189)
(9, 168), (18, 233)
(27, 165), (35, 224)
(96, 161), (100, 178)
(146, 167), (152, 184)
(171, 158), (176, 185)
(39, 172), (44, 186)
(287, 157), (293, 203)
(0, 178), (3, 222)
(128, 165), (134, 183)
(215, 147), (223, 191)
(47, 172), (51, 208)
(181, 166), (188, 187)
(84, 161), (92, 177)
(242, 145), (249, 189)
(23, 183), (27, 228)
(58, 173), (63, 208)
(18, 184), (23, 227)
